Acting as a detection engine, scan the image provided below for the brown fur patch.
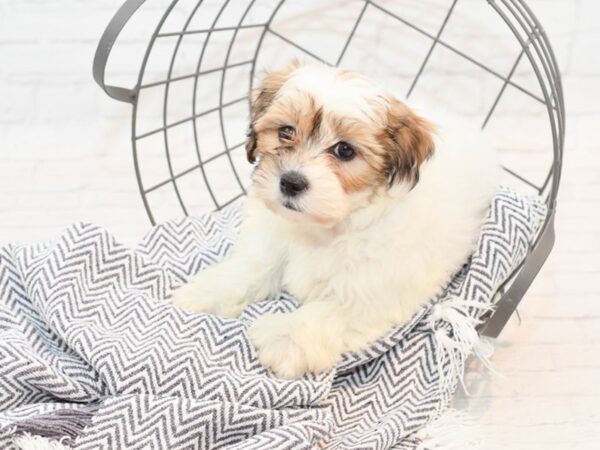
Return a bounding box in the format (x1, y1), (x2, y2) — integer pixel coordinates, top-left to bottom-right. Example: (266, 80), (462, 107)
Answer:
(377, 98), (435, 187)
(327, 155), (378, 193)
(310, 106), (323, 138)
(324, 117), (389, 193)
(253, 92), (323, 153)
(246, 60), (302, 162)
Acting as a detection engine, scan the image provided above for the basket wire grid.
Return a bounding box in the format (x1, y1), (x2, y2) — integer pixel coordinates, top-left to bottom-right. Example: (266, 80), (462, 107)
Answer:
(94, 0), (565, 337)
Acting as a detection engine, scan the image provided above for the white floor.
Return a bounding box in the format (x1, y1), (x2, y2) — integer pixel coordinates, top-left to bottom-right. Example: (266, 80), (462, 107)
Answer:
(454, 126), (600, 449)
(1, 1), (599, 448)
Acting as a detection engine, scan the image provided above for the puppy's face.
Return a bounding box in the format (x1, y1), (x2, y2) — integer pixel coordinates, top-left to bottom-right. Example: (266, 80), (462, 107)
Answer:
(247, 63), (435, 227)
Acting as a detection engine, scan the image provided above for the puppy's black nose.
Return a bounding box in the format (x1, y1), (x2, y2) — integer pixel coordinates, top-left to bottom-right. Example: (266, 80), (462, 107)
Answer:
(280, 171), (309, 197)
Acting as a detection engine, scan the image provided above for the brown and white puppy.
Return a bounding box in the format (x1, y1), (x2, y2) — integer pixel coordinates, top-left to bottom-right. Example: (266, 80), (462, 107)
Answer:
(172, 62), (500, 379)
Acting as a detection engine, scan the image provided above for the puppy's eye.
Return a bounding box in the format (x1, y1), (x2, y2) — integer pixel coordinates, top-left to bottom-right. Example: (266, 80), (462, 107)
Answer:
(331, 141), (355, 161)
(278, 126), (296, 141)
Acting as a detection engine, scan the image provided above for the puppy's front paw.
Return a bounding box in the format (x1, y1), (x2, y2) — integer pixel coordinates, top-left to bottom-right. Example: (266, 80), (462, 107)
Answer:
(247, 313), (340, 379)
(170, 272), (245, 318)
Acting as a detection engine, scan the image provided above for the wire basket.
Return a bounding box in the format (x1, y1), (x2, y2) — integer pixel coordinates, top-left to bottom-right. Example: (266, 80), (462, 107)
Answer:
(93, 0), (565, 337)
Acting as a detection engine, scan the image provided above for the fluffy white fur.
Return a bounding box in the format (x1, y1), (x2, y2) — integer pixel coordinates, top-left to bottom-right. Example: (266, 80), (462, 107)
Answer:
(172, 64), (500, 379)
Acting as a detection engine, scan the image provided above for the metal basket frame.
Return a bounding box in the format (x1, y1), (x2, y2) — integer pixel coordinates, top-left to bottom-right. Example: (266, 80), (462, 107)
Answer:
(93, 0), (565, 338)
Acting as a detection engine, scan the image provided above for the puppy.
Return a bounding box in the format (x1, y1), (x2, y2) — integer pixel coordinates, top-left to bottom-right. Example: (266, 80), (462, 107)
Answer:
(172, 62), (500, 379)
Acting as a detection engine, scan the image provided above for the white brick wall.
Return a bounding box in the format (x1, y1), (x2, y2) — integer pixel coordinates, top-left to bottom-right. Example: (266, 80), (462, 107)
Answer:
(0, 0), (597, 245)
(1, 2), (600, 448)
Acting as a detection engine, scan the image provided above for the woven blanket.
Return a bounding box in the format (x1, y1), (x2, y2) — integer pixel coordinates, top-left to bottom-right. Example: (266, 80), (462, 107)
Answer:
(0, 188), (546, 450)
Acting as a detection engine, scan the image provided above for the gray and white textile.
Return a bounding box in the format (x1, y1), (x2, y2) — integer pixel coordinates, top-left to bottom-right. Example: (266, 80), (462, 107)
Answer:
(0, 187), (546, 449)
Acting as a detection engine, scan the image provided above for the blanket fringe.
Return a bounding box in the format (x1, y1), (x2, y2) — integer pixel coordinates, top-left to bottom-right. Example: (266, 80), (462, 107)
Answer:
(13, 433), (71, 450)
(6, 404), (97, 450)
(428, 298), (496, 396)
(415, 409), (483, 450)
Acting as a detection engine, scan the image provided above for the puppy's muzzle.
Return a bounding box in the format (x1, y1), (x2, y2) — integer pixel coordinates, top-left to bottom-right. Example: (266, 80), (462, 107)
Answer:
(279, 171), (309, 197)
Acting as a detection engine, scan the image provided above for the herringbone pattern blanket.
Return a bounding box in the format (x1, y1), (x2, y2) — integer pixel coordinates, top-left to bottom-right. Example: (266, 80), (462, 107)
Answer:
(0, 188), (545, 449)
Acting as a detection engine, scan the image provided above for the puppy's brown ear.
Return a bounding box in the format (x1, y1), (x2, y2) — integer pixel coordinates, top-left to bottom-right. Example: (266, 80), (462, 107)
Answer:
(246, 60), (302, 162)
(379, 98), (435, 187)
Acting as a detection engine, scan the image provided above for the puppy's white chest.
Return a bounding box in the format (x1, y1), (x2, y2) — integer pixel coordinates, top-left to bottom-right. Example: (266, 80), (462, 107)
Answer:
(281, 233), (380, 303)
(282, 245), (333, 301)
